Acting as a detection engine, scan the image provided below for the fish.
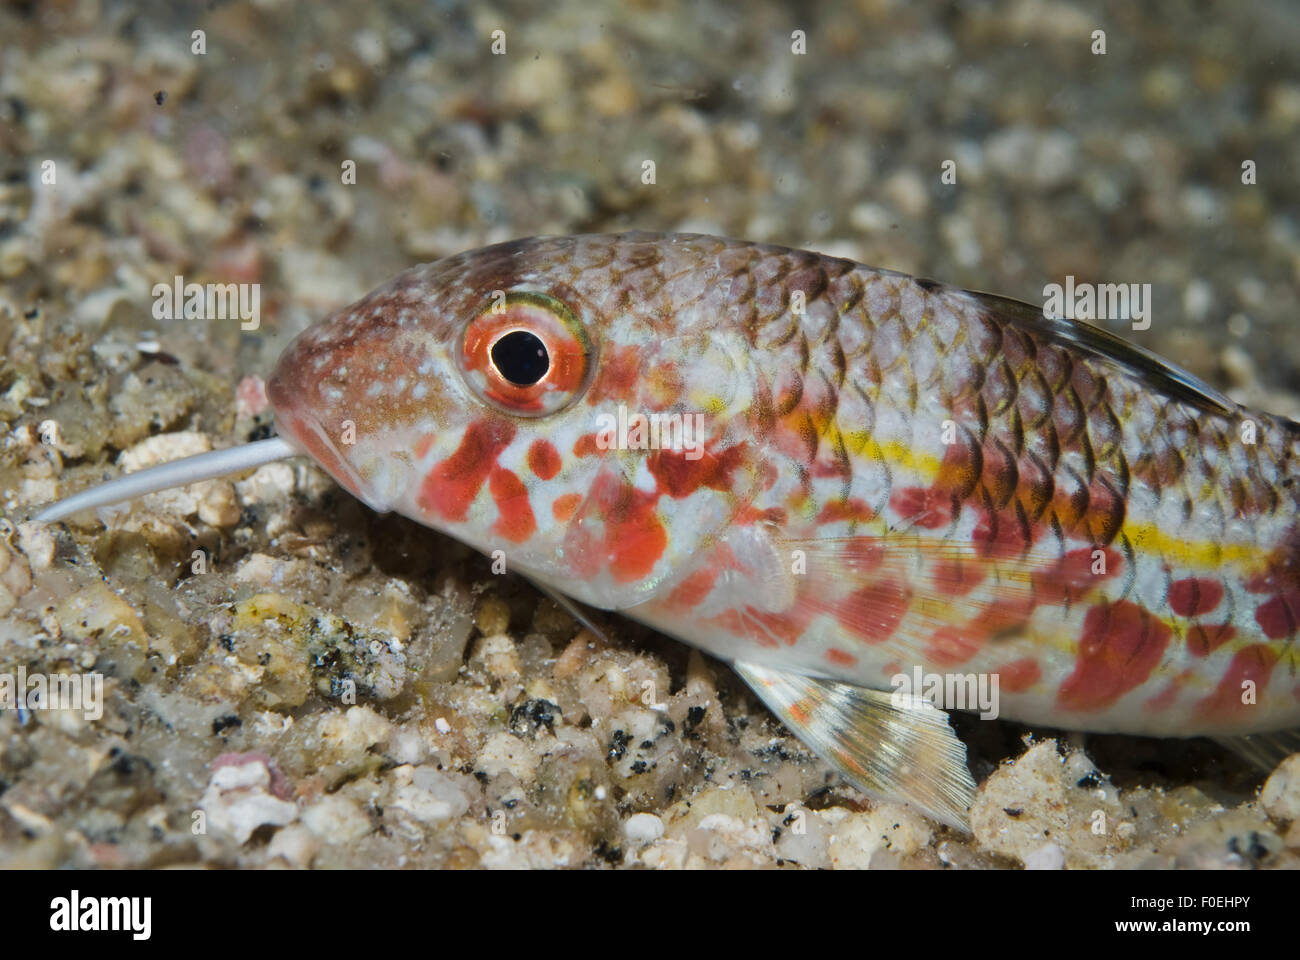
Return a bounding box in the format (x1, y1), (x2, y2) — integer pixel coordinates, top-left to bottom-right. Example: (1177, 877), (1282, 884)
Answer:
(32, 231), (1300, 830)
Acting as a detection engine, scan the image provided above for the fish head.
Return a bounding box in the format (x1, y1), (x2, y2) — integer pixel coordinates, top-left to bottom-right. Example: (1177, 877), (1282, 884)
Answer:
(268, 235), (762, 610)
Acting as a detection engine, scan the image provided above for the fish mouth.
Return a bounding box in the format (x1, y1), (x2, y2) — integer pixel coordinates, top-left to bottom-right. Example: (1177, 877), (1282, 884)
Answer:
(267, 339), (397, 514)
(269, 403), (393, 513)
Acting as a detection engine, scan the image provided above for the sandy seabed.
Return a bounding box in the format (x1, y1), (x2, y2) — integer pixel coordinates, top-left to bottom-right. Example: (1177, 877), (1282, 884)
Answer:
(1, 0), (1299, 868)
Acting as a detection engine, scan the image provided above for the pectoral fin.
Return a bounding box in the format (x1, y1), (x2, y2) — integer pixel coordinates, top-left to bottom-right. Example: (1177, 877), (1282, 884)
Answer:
(521, 573), (615, 646)
(733, 660), (976, 831)
(1211, 730), (1300, 772)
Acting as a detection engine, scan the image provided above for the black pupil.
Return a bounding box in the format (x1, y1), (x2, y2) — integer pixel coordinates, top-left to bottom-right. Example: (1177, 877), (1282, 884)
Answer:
(491, 330), (550, 386)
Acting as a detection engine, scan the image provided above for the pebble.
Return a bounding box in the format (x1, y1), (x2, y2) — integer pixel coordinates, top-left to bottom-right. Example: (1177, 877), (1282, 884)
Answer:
(624, 812), (665, 845)
(828, 804), (934, 869)
(985, 127), (1079, 189)
(301, 795), (372, 843)
(319, 707), (393, 760)
(1261, 754), (1300, 823)
(971, 740), (1097, 868)
(114, 432), (241, 527)
(471, 633), (522, 680)
(477, 731), (539, 780)
(474, 596), (512, 637)
(1023, 841), (1066, 870)
(200, 756), (299, 845)
(388, 765), (473, 824)
(234, 463), (297, 505)
(268, 824), (321, 868)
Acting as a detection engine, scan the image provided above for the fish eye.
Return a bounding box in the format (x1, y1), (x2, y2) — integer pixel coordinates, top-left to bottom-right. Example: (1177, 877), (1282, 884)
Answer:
(458, 291), (592, 416)
(491, 330), (550, 386)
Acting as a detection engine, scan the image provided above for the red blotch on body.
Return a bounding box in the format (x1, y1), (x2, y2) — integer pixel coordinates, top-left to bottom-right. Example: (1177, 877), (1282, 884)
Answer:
(708, 601), (814, 649)
(925, 626), (981, 667)
(588, 344), (642, 404)
(573, 433), (602, 458)
(931, 557), (984, 597)
(837, 580), (910, 644)
(1033, 547), (1120, 605)
(969, 598), (1034, 637)
(812, 458), (852, 479)
(1167, 577), (1224, 618)
(488, 468), (536, 543)
(1195, 644), (1279, 720)
(419, 419), (516, 522)
(1243, 531), (1300, 641)
(708, 609), (778, 648)
(735, 504), (788, 526)
(921, 599), (1031, 668)
(839, 539), (885, 573)
(1187, 622), (1235, 658)
(996, 658), (1041, 693)
(816, 499), (875, 525)
(825, 648), (858, 667)
(889, 486), (953, 530)
(527, 439), (562, 480)
(664, 566), (720, 613)
(608, 502), (667, 582)
(1144, 677), (1183, 713)
(551, 492), (582, 523)
(972, 505), (1037, 559)
(1255, 591), (1300, 639)
(745, 607), (810, 646)
(647, 443), (746, 499)
(571, 472), (668, 583)
(1057, 601), (1172, 712)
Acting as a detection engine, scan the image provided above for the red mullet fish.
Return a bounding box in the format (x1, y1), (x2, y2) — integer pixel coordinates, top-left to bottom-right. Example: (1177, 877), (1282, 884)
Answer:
(35, 232), (1300, 828)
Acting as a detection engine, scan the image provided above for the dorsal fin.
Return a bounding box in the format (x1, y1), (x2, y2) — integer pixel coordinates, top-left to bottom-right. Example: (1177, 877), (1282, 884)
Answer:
(957, 287), (1239, 418)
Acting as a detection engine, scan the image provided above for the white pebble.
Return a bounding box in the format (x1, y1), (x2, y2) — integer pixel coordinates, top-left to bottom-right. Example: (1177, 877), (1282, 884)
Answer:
(1023, 841), (1065, 870)
(624, 813), (665, 846)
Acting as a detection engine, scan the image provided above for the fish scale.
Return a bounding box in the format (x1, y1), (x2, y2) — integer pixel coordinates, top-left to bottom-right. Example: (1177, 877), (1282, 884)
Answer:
(34, 231), (1300, 829)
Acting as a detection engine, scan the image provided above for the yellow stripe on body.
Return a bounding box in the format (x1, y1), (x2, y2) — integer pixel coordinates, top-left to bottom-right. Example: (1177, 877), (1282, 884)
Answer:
(1119, 520), (1258, 572)
(842, 426), (1264, 577)
(842, 430), (946, 479)
(827, 427), (1290, 689)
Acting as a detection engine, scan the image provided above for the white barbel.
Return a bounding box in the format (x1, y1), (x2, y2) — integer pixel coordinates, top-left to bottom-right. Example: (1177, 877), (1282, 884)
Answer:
(33, 436), (298, 523)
